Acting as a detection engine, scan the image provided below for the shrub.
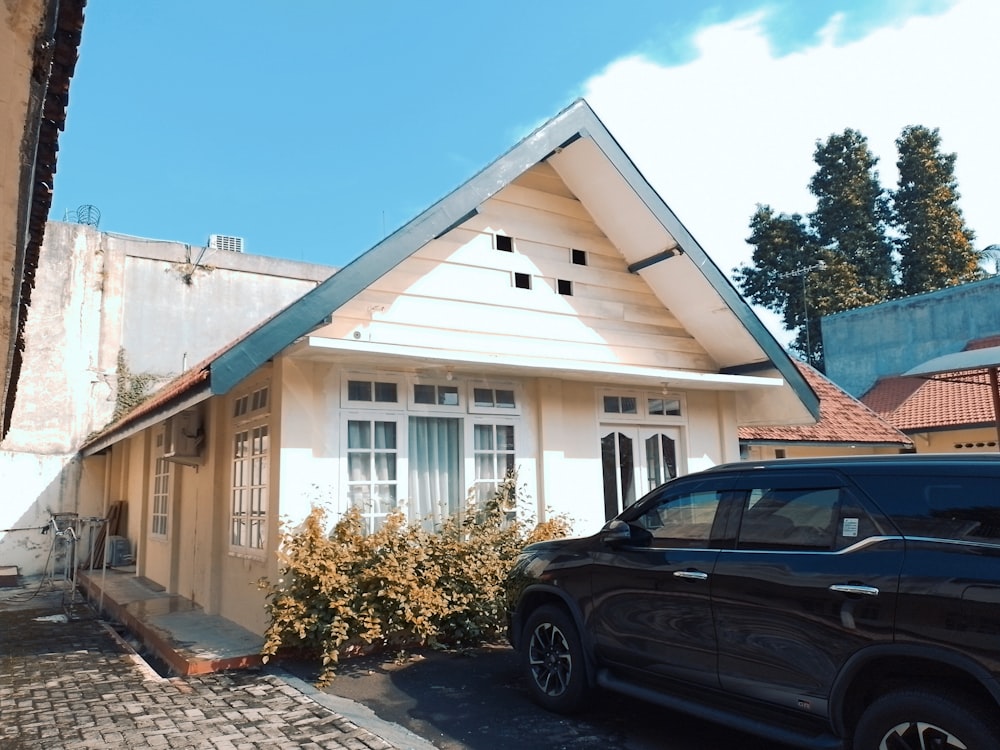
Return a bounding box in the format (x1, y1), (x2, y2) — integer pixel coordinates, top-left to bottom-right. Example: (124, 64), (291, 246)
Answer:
(260, 470), (571, 684)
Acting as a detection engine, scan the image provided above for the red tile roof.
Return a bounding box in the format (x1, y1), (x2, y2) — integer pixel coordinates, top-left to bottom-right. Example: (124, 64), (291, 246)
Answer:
(739, 360), (911, 446)
(861, 336), (1000, 432)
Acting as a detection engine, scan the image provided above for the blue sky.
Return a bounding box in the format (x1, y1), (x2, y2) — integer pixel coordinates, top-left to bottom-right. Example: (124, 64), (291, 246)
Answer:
(53, 0), (998, 333)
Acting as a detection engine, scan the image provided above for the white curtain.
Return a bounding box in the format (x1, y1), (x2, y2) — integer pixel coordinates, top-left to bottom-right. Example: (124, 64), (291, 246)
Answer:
(408, 417), (461, 528)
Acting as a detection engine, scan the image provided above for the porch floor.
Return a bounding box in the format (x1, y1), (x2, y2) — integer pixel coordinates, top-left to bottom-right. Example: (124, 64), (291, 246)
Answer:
(77, 567), (265, 676)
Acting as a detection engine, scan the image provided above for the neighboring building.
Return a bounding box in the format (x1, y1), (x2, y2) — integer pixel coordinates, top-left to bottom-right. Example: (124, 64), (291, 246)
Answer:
(739, 360), (912, 460)
(862, 335), (1000, 453)
(822, 276), (1000, 454)
(824, 275), (1000, 398)
(0, 222), (331, 577)
(1, 0), (86, 438)
(78, 100), (821, 637)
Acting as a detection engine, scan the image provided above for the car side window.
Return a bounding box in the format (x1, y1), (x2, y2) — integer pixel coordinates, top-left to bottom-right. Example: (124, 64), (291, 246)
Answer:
(633, 488), (723, 548)
(736, 485), (879, 551)
(852, 473), (1000, 542)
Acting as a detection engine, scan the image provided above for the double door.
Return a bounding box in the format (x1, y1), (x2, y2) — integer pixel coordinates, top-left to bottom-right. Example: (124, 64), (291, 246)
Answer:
(601, 425), (681, 520)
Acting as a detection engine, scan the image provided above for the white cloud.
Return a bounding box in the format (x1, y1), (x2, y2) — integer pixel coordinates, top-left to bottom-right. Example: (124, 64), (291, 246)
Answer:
(584, 0), (1000, 340)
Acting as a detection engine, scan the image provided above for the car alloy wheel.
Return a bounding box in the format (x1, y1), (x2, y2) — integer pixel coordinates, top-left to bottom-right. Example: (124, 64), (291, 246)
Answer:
(876, 721), (967, 750)
(528, 620), (573, 697)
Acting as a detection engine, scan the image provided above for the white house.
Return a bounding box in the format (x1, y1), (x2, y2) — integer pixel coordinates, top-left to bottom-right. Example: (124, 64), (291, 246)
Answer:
(78, 100), (819, 636)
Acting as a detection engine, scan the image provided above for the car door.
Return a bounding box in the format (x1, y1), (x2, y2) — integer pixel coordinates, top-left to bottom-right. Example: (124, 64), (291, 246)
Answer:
(588, 475), (734, 688)
(711, 470), (904, 716)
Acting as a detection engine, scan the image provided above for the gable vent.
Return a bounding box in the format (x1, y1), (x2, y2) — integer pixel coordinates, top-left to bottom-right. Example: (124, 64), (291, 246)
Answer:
(208, 234), (244, 253)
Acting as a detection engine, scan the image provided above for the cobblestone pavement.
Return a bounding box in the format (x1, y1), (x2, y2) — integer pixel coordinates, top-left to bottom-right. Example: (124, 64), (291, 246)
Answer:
(0, 582), (433, 750)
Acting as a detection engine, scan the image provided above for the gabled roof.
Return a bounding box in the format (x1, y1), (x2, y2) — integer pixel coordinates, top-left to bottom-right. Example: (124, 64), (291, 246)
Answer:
(739, 360), (911, 447)
(863, 336), (1000, 433)
(83, 99), (818, 454)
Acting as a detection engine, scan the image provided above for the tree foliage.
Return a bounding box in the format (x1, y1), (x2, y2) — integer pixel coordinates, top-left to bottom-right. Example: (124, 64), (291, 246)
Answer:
(894, 125), (980, 295)
(736, 125), (984, 368)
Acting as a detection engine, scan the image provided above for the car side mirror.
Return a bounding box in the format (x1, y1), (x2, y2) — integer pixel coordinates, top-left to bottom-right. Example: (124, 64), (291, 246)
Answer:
(601, 519), (632, 546)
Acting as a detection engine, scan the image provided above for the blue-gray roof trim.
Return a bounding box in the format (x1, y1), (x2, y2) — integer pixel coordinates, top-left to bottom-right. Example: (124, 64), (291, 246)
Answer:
(208, 99), (818, 419)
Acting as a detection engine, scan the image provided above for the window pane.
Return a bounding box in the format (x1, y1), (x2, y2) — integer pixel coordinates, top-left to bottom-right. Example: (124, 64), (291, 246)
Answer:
(439, 385), (459, 406)
(414, 384), (435, 404)
(496, 389), (516, 408)
(637, 489), (722, 548)
(474, 388), (493, 407)
(348, 420), (371, 449)
(374, 381), (397, 402)
(474, 424), (494, 450)
(621, 397), (637, 415)
(496, 425), (515, 450)
(348, 453), (371, 481)
(373, 452), (396, 482)
(348, 380), (372, 401)
(738, 487), (840, 550)
(603, 396), (619, 414)
(374, 421), (396, 449)
(476, 453), (495, 481)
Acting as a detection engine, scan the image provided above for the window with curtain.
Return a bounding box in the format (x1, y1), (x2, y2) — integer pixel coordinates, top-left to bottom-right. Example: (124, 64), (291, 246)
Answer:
(408, 417), (461, 528)
(347, 419), (398, 533)
(473, 424), (515, 504)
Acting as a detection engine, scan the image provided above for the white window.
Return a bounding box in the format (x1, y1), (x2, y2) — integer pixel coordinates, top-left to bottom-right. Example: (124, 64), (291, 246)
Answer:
(346, 378), (400, 405)
(150, 431), (170, 538)
(599, 389), (685, 422)
(473, 423), (516, 504)
(469, 382), (519, 414)
(347, 418), (400, 533)
(231, 384), (270, 554)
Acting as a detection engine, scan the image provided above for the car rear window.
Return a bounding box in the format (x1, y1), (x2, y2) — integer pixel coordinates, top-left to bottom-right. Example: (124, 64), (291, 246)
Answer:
(852, 473), (1000, 542)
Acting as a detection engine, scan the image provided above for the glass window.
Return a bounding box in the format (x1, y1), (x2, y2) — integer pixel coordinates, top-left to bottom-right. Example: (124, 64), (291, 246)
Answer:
(473, 387), (516, 409)
(151, 455), (169, 537)
(348, 379), (398, 404)
(474, 424), (516, 503)
(347, 419), (398, 534)
(737, 486), (846, 551)
(231, 424), (268, 551)
(414, 384), (459, 406)
(632, 488), (723, 548)
(603, 395), (638, 415)
(648, 397), (682, 416)
(409, 417), (461, 528)
(853, 473), (1000, 542)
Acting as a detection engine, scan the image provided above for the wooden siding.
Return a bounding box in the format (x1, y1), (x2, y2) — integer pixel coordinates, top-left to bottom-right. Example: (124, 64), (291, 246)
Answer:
(311, 164), (717, 373)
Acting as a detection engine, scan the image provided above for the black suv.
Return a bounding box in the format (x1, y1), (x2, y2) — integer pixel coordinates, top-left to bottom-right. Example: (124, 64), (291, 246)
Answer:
(506, 454), (1000, 750)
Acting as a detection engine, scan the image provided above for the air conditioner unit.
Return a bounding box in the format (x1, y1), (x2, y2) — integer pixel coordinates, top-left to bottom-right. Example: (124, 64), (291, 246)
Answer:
(164, 407), (204, 465)
(106, 536), (133, 567)
(208, 234), (244, 252)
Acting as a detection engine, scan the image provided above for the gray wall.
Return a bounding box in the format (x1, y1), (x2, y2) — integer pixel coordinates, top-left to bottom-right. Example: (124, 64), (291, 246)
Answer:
(823, 275), (1000, 397)
(0, 222), (334, 576)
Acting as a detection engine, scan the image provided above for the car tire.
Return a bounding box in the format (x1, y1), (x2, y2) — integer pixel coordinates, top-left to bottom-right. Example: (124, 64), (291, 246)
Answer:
(522, 604), (589, 714)
(853, 687), (1000, 750)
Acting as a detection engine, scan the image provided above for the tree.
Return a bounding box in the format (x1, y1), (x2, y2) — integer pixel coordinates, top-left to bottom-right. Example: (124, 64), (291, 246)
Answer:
(808, 129), (895, 302)
(893, 125), (982, 295)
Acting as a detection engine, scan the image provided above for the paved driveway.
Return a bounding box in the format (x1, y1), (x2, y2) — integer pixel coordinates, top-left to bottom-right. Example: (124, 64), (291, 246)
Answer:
(0, 582), (429, 750)
(287, 644), (799, 750)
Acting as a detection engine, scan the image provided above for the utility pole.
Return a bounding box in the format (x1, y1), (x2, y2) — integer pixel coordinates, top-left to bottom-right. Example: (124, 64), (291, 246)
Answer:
(779, 262), (826, 365)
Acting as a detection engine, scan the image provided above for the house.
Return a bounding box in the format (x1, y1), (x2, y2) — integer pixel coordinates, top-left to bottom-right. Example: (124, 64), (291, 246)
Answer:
(1, 0), (86, 439)
(739, 359), (912, 459)
(78, 100), (820, 637)
(862, 335), (1000, 453)
(0, 222), (332, 578)
(822, 276), (1000, 453)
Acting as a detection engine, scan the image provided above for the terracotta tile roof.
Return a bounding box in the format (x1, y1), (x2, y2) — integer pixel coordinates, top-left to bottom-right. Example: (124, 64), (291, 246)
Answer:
(740, 360), (911, 446)
(861, 336), (1000, 432)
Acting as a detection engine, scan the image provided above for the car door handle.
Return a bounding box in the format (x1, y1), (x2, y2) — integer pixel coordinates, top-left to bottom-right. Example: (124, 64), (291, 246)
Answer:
(674, 570), (709, 581)
(829, 584), (879, 597)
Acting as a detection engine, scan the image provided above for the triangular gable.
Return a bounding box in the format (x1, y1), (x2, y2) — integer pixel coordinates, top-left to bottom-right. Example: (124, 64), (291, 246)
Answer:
(208, 99), (817, 421)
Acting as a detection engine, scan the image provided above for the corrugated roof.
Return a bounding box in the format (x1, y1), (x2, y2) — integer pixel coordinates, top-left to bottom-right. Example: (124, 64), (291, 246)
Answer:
(739, 360), (911, 446)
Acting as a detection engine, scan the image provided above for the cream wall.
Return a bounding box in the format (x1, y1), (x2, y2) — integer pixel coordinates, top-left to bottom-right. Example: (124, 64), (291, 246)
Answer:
(908, 426), (1000, 454)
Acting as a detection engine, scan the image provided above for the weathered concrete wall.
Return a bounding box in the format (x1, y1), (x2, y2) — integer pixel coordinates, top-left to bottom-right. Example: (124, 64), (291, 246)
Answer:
(823, 276), (1000, 397)
(0, 222), (334, 575)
